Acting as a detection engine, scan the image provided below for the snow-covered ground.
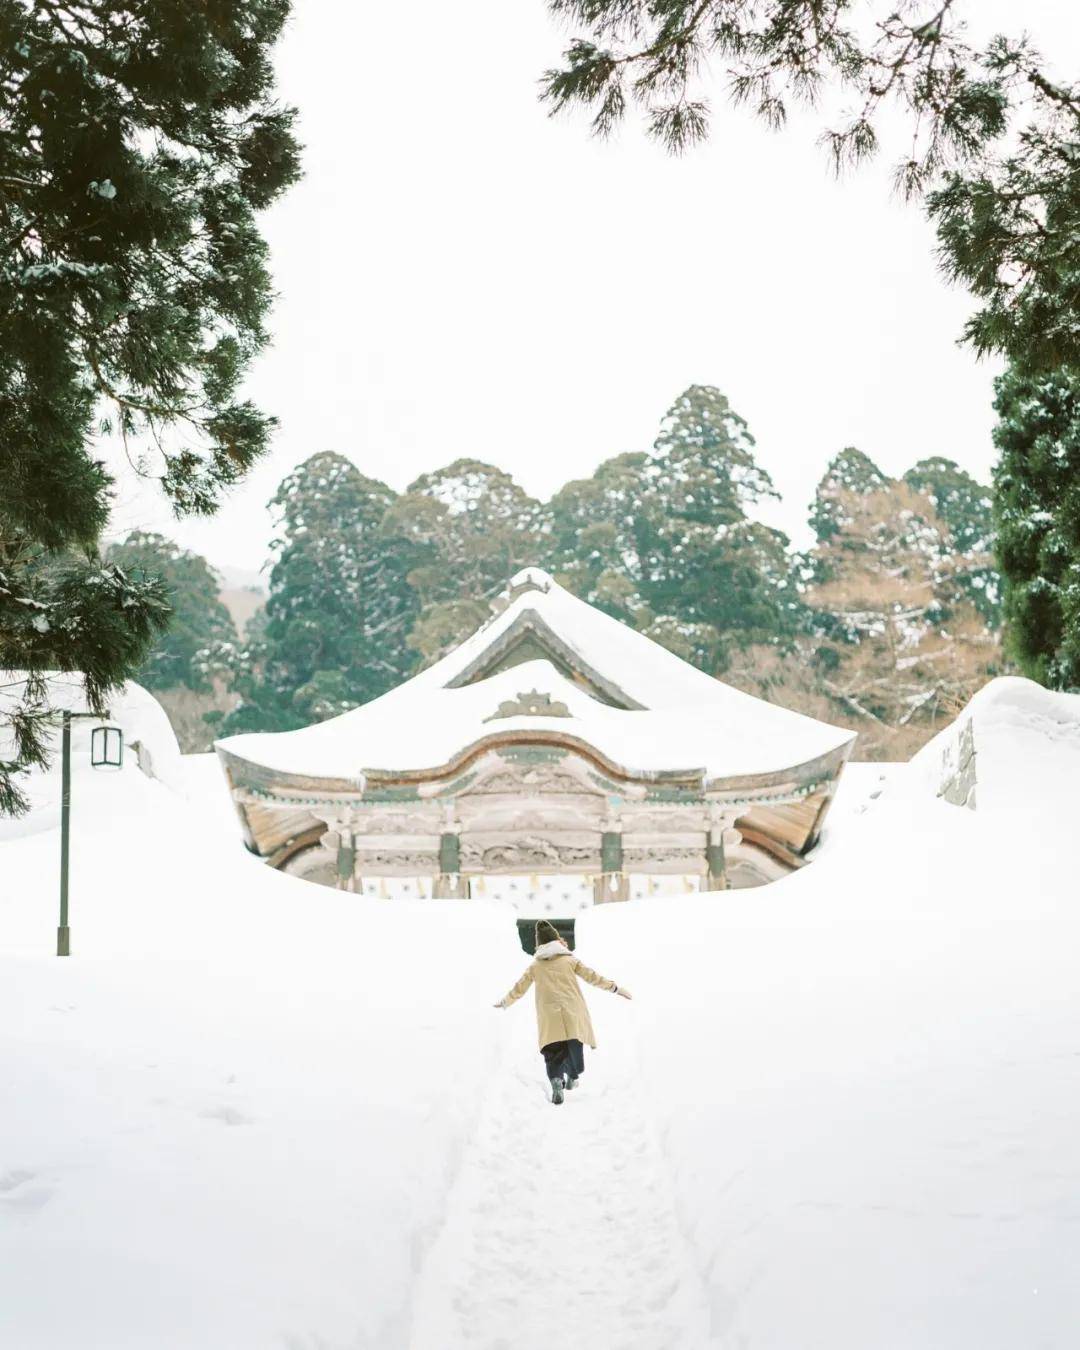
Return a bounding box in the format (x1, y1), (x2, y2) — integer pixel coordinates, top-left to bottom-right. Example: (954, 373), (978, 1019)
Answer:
(2, 678), (1078, 1348)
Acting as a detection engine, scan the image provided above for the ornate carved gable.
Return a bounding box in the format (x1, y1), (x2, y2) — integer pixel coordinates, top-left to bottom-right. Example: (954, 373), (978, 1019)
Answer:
(483, 689), (571, 722)
(463, 750), (609, 797)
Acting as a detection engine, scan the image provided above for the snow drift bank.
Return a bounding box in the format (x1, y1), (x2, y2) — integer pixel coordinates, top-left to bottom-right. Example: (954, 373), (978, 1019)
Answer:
(579, 677), (1080, 1348)
(910, 673), (1080, 812)
(0, 756), (522, 1350)
(2, 676), (1078, 1348)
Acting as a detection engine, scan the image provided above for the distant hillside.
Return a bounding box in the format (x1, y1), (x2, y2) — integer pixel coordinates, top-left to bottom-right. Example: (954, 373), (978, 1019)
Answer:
(215, 564), (266, 639)
(218, 585), (265, 639)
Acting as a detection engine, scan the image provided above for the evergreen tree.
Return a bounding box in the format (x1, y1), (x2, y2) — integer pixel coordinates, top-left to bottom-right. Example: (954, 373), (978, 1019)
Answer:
(382, 460), (546, 662)
(540, 1), (1079, 371)
(652, 384), (776, 521)
(904, 458), (994, 555)
(104, 532), (237, 692)
(643, 385), (797, 665)
(904, 457), (1000, 624)
(992, 367), (1080, 688)
(551, 386), (799, 671)
(221, 454), (416, 733)
(809, 447), (889, 544)
(0, 1), (300, 811)
(548, 452), (652, 624)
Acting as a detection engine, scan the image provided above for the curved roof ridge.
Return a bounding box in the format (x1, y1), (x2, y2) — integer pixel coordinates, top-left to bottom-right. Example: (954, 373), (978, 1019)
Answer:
(216, 564), (857, 781)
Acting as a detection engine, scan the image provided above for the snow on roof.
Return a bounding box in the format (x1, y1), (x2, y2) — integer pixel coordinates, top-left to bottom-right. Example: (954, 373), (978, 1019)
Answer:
(218, 568), (855, 782)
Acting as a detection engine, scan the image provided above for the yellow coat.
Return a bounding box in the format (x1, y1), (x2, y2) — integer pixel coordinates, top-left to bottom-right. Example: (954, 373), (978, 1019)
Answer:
(499, 941), (620, 1049)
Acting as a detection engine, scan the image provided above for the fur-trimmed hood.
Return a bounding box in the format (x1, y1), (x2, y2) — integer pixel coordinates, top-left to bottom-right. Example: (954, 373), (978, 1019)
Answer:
(535, 939), (572, 961)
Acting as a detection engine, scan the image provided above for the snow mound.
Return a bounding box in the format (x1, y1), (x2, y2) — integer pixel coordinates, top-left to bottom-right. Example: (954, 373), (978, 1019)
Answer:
(0, 675), (183, 842)
(0, 752), (514, 1349)
(910, 675), (1080, 812)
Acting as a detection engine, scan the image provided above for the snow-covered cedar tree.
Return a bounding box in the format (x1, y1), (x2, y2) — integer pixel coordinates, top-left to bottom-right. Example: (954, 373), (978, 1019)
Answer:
(652, 384), (777, 521)
(103, 533), (238, 693)
(382, 460), (547, 663)
(219, 454), (415, 735)
(0, 0), (300, 812)
(550, 386), (802, 672)
(903, 457), (1000, 625)
(540, 1), (1079, 371)
(548, 452), (653, 625)
(992, 366), (1080, 689)
(809, 447), (889, 545)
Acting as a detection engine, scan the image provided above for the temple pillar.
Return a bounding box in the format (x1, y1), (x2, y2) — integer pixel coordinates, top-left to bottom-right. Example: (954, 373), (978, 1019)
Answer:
(433, 824), (470, 899)
(593, 811), (628, 904)
(335, 821), (357, 893)
(703, 807), (732, 892)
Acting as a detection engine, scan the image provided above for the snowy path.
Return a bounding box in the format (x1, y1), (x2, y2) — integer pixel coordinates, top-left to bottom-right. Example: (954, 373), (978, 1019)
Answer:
(407, 1008), (716, 1350)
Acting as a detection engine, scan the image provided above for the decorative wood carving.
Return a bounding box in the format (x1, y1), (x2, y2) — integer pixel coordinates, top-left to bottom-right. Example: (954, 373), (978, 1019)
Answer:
(463, 752), (610, 798)
(624, 845), (707, 869)
(460, 835), (599, 870)
(349, 810), (440, 835)
(483, 689), (572, 722)
(350, 850), (438, 874)
(455, 802), (605, 833)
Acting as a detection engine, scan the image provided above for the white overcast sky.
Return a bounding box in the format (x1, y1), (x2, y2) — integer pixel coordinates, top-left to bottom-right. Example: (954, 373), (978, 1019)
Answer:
(106, 0), (1080, 576)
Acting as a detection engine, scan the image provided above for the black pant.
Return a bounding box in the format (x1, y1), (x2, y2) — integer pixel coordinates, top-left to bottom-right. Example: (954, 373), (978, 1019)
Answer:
(542, 1039), (585, 1082)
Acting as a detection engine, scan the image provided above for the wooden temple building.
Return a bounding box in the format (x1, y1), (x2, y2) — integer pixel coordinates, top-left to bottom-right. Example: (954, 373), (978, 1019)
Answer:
(216, 568), (855, 899)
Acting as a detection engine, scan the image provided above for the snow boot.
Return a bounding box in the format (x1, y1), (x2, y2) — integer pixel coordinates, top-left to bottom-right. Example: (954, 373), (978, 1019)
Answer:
(565, 1076), (579, 1091)
(549, 1077), (565, 1105)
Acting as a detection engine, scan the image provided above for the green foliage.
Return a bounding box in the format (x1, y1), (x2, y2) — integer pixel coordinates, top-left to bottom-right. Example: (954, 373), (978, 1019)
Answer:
(809, 449), (1000, 623)
(0, 553), (170, 813)
(104, 532), (237, 692)
(550, 385), (799, 670)
(548, 452), (651, 624)
(384, 459), (547, 661)
(0, 0), (299, 812)
(809, 447), (888, 544)
(903, 458), (993, 554)
(992, 367), (1080, 688)
(213, 386), (1004, 741)
(904, 457), (1000, 624)
(928, 58), (1080, 370)
(539, 2), (1079, 370)
(219, 385), (807, 736)
(653, 385), (777, 521)
(220, 453), (417, 734)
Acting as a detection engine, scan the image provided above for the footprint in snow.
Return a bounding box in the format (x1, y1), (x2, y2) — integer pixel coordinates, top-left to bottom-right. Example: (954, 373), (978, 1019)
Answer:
(200, 1105), (254, 1127)
(0, 1172), (54, 1215)
(0, 1168), (36, 1193)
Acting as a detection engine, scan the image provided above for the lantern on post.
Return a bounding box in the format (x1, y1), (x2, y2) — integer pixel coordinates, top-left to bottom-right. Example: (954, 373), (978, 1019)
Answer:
(90, 724), (124, 770)
(56, 713), (122, 957)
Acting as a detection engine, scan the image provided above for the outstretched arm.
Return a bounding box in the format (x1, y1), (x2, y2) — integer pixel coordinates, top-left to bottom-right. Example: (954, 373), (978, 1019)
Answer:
(573, 960), (632, 998)
(495, 964), (535, 1009)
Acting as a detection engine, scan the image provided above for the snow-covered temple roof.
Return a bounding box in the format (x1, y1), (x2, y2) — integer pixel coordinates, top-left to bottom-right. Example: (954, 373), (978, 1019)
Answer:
(218, 567), (854, 786)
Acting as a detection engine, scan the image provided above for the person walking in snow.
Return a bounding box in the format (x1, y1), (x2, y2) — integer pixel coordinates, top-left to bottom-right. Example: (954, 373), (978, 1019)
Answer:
(494, 919), (631, 1105)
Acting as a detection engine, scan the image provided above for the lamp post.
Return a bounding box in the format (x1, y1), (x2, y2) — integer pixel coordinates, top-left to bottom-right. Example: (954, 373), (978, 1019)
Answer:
(56, 709), (123, 957)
